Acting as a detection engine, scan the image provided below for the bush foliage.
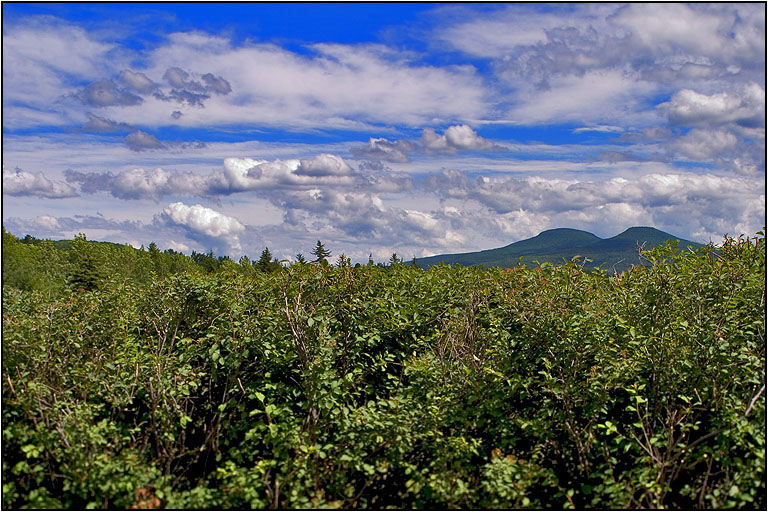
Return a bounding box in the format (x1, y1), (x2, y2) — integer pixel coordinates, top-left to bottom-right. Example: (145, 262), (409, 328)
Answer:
(2, 229), (765, 509)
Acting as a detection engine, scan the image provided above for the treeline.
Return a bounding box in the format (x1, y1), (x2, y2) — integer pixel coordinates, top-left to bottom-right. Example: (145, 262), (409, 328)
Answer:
(2, 229), (374, 298)
(2, 228), (766, 509)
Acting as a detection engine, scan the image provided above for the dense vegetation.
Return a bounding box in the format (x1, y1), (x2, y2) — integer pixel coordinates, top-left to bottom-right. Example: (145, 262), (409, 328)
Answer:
(2, 228), (765, 509)
(415, 226), (703, 272)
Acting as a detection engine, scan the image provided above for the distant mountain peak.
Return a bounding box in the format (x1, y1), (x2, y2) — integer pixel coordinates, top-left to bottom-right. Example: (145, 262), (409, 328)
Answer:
(416, 226), (702, 272)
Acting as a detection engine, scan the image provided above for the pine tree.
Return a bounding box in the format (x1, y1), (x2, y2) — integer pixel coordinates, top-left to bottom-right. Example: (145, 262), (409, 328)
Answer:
(68, 233), (104, 291)
(336, 253), (350, 268)
(257, 247), (274, 272)
(312, 241), (331, 263)
(295, 253), (306, 264)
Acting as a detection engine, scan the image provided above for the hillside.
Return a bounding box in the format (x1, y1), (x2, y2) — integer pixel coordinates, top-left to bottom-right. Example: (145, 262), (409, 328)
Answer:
(415, 226), (704, 272)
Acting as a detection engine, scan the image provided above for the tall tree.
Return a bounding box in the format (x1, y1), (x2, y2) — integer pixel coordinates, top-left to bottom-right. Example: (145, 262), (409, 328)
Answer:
(336, 253), (350, 268)
(68, 233), (105, 291)
(312, 241), (331, 264)
(257, 247), (275, 272)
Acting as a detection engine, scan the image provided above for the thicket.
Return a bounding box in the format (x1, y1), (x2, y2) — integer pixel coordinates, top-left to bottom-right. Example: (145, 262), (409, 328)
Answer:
(2, 229), (765, 509)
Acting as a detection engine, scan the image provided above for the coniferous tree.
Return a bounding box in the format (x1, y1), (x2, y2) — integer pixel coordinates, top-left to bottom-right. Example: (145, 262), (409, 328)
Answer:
(257, 247), (274, 272)
(336, 253), (350, 268)
(295, 253), (306, 264)
(68, 233), (104, 291)
(312, 241), (331, 264)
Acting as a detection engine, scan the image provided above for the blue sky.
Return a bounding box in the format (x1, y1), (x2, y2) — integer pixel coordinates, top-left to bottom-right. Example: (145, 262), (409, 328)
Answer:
(3, 2), (765, 262)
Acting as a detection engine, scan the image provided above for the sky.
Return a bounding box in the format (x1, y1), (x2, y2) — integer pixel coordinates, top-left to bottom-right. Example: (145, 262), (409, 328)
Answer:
(3, 2), (765, 262)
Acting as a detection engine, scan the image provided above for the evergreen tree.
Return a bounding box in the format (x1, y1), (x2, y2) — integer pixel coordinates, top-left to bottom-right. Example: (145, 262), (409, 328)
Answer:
(336, 253), (350, 268)
(312, 241), (331, 263)
(191, 250), (220, 273)
(295, 253), (306, 264)
(68, 233), (104, 291)
(257, 247), (274, 272)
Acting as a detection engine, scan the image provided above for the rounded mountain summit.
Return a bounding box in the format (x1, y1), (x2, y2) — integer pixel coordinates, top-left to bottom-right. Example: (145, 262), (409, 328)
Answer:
(414, 227), (703, 272)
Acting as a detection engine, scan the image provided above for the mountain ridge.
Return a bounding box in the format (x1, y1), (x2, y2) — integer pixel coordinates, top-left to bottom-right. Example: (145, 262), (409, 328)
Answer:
(415, 226), (703, 272)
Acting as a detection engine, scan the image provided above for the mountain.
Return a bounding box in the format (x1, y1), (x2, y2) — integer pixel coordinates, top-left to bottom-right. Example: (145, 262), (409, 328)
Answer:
(414, 226), (704, 272)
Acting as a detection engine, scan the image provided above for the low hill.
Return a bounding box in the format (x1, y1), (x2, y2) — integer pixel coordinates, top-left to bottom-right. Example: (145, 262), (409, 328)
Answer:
(414, 226), (703, 272)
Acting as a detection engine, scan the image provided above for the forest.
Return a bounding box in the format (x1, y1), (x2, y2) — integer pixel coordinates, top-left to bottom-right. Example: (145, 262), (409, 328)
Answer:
(2, 227), (765, 509)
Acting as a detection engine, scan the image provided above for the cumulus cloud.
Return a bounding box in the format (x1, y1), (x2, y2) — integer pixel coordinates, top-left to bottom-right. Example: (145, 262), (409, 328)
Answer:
(64, 167), (209, 200)
(159, 202), (245, 252)
(425, 171), (765, 241)
(421, 124), (502, 153)
(669, 129), (739, 161)
(210, 155), (368, 193)
(125, 130), (166, 151)
(662, 84), (765, 128)
(351, 124), (499, 164)
(3, 166), (78, 198)
(75, 79), (144, 107)
(295, 154), (353, 177)
(160, 202), (244, 237)
(62, 153), (397, 201)
(438, 3), (764, 130)
(423, 169), (764, 241)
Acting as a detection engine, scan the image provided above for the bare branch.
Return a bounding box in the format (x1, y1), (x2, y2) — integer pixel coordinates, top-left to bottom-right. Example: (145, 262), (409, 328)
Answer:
(743, 383), (766, 418)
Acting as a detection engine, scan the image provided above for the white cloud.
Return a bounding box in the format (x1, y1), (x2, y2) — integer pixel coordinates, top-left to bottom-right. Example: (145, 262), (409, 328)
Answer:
(104, 39), (489, 129)
(166, 240), (190, 252)
(350, 137), (416, 163)
(2, 19), (117, 113)
(670, 129), (739, 161)
(3, 166), (79, 198)
(420, 124), (501, 153)
(613, 3), (745, 58)
(507, 69), (656, 125)
(295, 154), (353, 177)
(573, 125), (623, 134)
(434, 4), (615, 58)
(425, 169), (764, 242)
(438, 3), (764, 133)
(61, 153), (396, 201)
(351, 124), (499, 163)
(160, 202), (245, 251)
(662, 84), (765, 127)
